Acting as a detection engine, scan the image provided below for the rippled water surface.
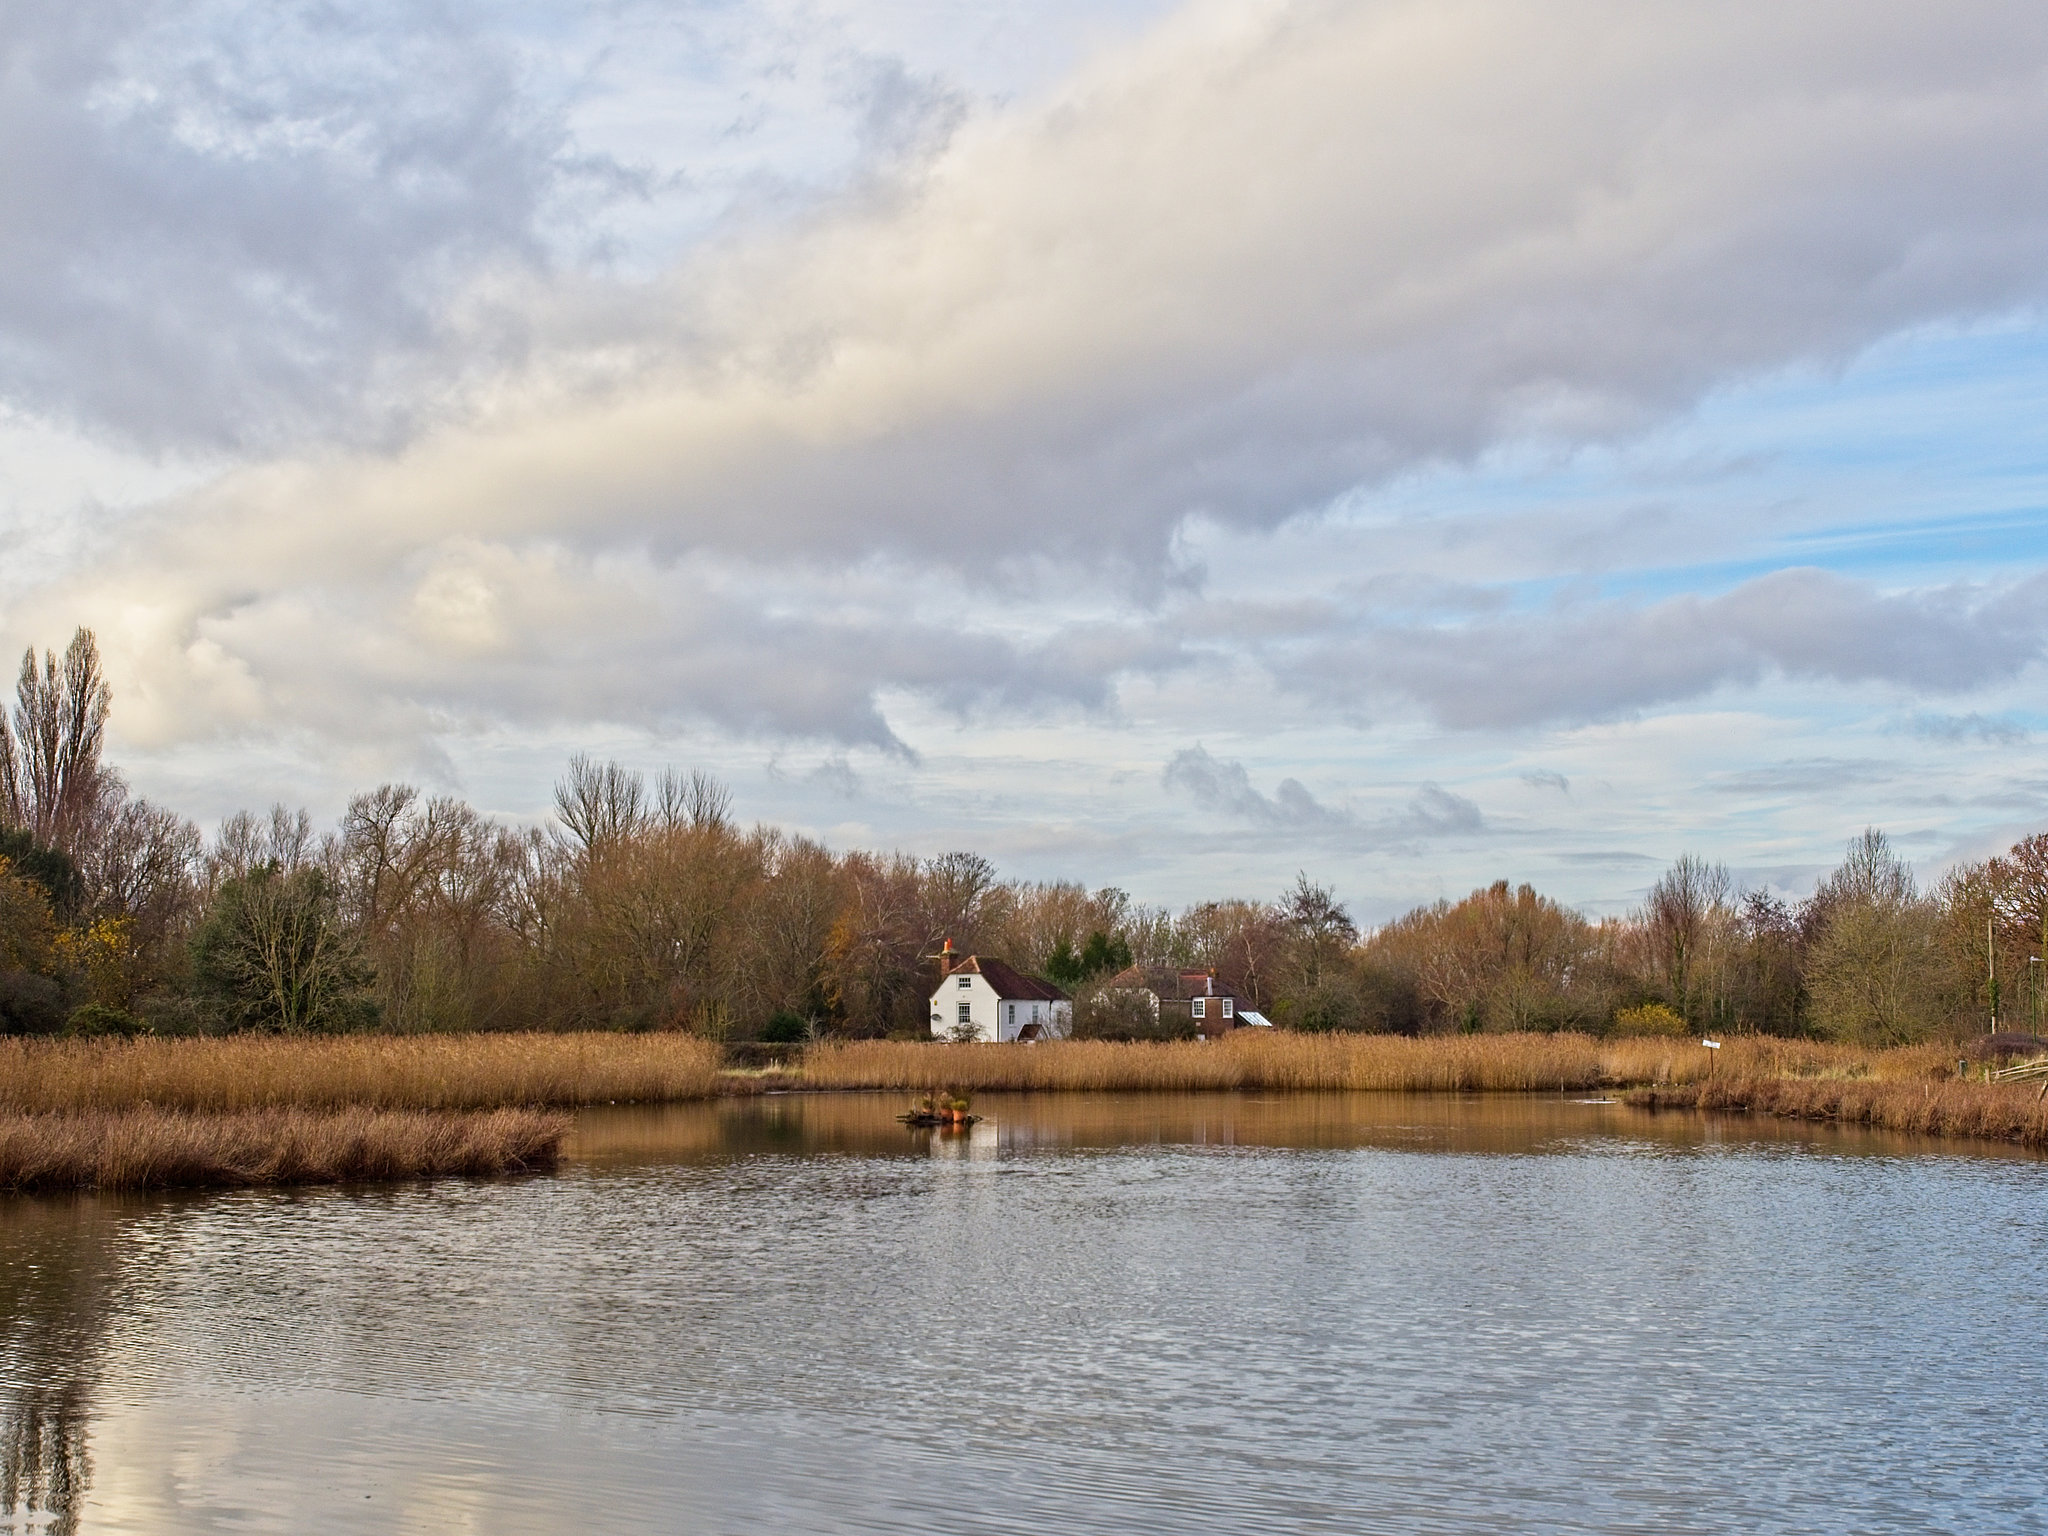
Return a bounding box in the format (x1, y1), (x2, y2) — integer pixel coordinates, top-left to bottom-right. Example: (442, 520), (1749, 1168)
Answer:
(4, 1092), (2046, 1534)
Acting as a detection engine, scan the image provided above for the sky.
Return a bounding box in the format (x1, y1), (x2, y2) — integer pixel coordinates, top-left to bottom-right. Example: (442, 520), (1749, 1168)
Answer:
(3, 0), (2048, 920)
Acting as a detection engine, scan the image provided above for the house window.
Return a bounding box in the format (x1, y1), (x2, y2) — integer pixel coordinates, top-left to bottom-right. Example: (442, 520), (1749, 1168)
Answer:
(957, 975), (971, 988)
(958, 1002), (972, 1026)
(1191, 997), (1206, 1019)
(1221, 999), (1234, 1018)
(1007, 1004), (1015, 1026)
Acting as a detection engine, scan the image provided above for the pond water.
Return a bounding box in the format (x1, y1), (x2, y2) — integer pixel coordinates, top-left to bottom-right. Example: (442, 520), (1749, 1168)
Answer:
(3, 1092), (2045, 1535)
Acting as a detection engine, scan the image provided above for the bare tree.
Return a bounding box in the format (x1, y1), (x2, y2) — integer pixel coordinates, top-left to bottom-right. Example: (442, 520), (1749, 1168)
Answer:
(0, 629), (113, 853)
(1804, 829), (1944, 1045)
(1644, 853), (1732, 1027)
(921, 851), (1003, 953)
(1281, 874), (1357, 991)
(206, 806), (316, 892)
(655, 767), (733, 832)
(554, 756), (647, 856)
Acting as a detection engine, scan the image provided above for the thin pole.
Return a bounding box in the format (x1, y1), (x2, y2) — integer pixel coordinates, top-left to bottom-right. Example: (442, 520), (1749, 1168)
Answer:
(1988, 915), (1997, 1035)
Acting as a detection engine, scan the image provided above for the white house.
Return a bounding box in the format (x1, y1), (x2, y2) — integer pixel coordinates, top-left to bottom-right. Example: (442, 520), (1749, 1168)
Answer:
(929, 946), (1072, 1043)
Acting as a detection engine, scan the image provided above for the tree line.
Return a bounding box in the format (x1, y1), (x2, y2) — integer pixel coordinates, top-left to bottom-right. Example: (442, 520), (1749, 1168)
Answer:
(0, 629), (2036, 1046)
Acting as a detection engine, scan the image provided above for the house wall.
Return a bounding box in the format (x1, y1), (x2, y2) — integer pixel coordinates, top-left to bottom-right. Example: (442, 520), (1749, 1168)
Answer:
(996, 996), (1074, 1041)
(1147, 993), (1243, 1036)
(928, 972), (1073, 1042)
(929, 972), (1000, 1042)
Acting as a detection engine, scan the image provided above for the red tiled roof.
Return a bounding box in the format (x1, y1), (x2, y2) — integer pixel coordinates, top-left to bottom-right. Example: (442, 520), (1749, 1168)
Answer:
(1102, 964), (1231, 1002)
(946, 956), (1068, 1002)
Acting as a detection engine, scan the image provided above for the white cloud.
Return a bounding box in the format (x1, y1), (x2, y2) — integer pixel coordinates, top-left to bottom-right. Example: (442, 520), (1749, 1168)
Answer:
(22, 0), (2048, 746)
(6, 0), (2048, 903)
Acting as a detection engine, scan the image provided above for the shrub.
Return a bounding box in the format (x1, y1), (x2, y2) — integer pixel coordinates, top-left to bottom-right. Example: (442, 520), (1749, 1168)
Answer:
(65, 1002), (143, 1038)
(1070, 981), (1191, 1041)
(0, 971), (68, 1036)
(1611, 1003), (1688, 1037)
(190, 866), (378, 1033)
(759, 1011), (809, 1043)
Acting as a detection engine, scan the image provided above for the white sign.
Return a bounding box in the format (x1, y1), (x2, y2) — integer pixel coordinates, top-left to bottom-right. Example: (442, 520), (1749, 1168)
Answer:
(1701, 1039), (1722, 1049)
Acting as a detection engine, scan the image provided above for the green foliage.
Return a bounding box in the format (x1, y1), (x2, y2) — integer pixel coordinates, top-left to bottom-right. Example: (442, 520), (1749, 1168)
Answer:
(0, 829), (83, 918)
(1045, 930), (1133, 989)
(190, 866), (378, 1033)
(1044, 936), (1081, 988)
(66, 1001), (143, 1037)
(1079, 929), (1133, 978)
(759, 1010), (809, 1043)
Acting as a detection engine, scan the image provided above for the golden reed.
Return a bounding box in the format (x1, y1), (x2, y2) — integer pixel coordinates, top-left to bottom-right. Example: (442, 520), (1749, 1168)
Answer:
(0, 1031), (726, 1115)
(0, 1106), (568, 1193)
(1630, 1076), (2048, 1148)
(800, 1032), (1954, 1095)
(805, 1033), (1607, 1093)
(0, 1030), (1961, 1118)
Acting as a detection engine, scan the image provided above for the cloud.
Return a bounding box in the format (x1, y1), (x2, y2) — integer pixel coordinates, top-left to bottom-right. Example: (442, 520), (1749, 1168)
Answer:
(1521, 770), (1571, 793)
(1162, 745), (1482, 846)
(1162, 745), (1350, 829)
(74, 541), (1163, 757)
(805, 755), (863, 798)
(1263, 567), (2048, 729)
(15, 0), (2048, 761)
(1708, 758), (1900, 795)
(0, 0), (599, 451)
(1905, 710), (2031, 745)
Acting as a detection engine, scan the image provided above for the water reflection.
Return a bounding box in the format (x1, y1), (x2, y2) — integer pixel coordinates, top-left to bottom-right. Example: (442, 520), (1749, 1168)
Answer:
(567, 1087), (2045, 1166)
(0, 1201), (125, 1535)
(1, 1093), (2043, 1535)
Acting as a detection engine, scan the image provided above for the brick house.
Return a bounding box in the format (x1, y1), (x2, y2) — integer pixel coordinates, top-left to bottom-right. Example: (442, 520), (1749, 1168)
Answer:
(1100, 965), (1264, 1037)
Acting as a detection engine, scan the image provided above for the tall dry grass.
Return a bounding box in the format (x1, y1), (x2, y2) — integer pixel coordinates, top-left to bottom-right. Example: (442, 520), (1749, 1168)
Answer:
(804, 1033), (1610, 1093)
(0, 1030), (1978, 1126)
(0, 1032), (725, 1115)
(1630, 1077), (2048, 1147)
(1593, 1036), (1951, 1086)
(0, 1107), (569, 1192)
(807, 1033), (1965, 1095)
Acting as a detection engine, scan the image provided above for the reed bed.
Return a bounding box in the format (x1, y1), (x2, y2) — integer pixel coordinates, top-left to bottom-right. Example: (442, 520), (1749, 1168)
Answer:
(1592, 1036), (1950, 1087)
(0, 1107), (569, 1192)
(1627, 1077), (2048, 1148)
(803, 1032), (1611, 1093)
(0, 1032), (725, 1115)
(806, 1033), (1966, 1096)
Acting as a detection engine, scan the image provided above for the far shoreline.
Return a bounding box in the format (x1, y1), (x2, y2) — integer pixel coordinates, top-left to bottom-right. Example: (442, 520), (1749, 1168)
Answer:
(3, 1029), (2045, 1191)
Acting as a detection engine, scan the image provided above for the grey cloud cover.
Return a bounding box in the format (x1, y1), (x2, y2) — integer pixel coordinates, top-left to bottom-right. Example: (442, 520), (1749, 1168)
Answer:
(6, 0), (2048, 793)
(0, 0), (580, 449)
(1265, 568), (2048, 730)
(1163, 746), (1483, 849)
